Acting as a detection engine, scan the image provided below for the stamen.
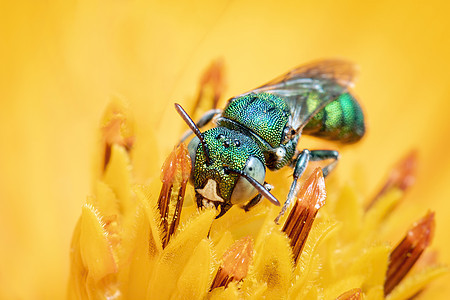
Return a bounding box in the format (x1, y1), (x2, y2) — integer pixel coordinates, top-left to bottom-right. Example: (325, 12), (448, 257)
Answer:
(282, 168), (326, 264)
(384, 211), (435, 295)
(193, 58), (225, 115)
(367, 150), (417, 210)
(157, 143), (192, 248)
(101, 101), (135, 171)
(210, 236), (254, 290)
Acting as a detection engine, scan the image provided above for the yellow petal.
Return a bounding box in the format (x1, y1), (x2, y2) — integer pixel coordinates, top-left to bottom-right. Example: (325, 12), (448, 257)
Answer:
(348, 245), (390, 289)
(362, 188), (403, 240)
(245, 221), (293, 299)
(132, 125), (160, 182)
(295, 218), (339, 285)
(173, 239), (216, 299)
(121, 189), (161, 299)
(92, 181), (120, 217)
(136, 186), (163, 258)
(79, 204), (117, 282)
(332, 184), (363, 242)
(295, 284), (321, 300)
(67, 218), (87, 300)
(210, 204), (272, 242)
(323, 276), (364, 300)
(136, 183), (165, 258)
(386, 265), (448, 300)
(103, 144), (133, 215)
(70, 204), (120, 299)
(213, 230), (234, 259)
(290, 253), (322, 298)
(147, 209), (216, 299)
(209, 282), (241, 300)
(365, 286), (384, 300)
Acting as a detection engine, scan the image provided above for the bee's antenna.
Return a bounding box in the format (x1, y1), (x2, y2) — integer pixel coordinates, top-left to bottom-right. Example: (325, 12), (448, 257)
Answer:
(224, 167), (280, 206)
(175, 103), (212, 165)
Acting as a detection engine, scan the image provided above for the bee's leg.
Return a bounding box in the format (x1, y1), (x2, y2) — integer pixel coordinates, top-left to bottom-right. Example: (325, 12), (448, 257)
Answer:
(275, 149), (339, 223)
(309, 150), (340, 177)
(242, 183), (273, 211)
(243, 194), (262, 211)
(275, 149), (310, 223)
(180, 109), (222, 143)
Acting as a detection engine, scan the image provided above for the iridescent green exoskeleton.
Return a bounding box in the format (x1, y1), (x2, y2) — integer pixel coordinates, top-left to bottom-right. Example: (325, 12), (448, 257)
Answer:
(175, 60), (365, 221)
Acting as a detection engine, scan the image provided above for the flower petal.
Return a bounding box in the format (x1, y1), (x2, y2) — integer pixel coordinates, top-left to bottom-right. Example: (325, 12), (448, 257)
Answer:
(122, 189), (162, 299)
(209, 282), (241, 300)
(174, 239), (216, 299)
(146, 209), (215, 298)
(79, 204), (117, 282)
(103, 144), (133, 215)
(386, 265), (448, 300)
(244, 220), (293, 298)
(348, 245), (390, 289)
(332, 184), (363, 242)
(293, 218), (339, 284)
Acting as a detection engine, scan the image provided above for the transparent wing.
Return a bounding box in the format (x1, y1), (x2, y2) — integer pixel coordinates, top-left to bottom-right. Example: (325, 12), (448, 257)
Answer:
(236, 59), (358, 131)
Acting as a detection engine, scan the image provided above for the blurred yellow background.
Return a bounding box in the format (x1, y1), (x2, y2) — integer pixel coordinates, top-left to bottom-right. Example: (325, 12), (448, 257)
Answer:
(1, 0), (450, 298)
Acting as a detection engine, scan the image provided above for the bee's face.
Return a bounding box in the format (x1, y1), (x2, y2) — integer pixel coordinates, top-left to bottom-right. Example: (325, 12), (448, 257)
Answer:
(188, 127), (266, 214)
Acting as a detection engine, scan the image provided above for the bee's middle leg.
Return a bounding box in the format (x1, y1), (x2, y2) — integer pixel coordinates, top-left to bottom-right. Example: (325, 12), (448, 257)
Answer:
(275, 149), (339, 223)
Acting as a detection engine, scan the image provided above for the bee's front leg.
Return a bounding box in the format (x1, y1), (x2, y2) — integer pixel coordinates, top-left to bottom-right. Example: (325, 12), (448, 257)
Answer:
(242, 182), (274, 211)
(275, 149), (339, 223)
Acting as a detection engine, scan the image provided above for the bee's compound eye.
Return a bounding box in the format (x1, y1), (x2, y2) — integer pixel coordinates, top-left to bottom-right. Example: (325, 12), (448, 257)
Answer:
(187, 136), (200, 167)
(230, 157), (265, 205)
(244, 156), (265, 180)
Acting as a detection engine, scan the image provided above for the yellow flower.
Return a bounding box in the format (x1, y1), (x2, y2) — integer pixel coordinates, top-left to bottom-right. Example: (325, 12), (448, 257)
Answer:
(68, 75), (446, 298)
(2, 1), (450, 298)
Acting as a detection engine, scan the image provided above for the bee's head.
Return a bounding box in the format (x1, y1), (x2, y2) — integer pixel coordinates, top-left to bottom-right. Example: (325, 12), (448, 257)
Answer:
(175, 103), (279, 217)
(188, 127), (267, 215)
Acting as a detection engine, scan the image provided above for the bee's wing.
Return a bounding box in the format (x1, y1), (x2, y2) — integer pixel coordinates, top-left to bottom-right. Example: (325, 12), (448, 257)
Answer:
(239, 59), (357, 131)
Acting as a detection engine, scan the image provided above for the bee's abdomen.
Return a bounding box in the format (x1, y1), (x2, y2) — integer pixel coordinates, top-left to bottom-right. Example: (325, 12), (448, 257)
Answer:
(303, 93), (365, 143)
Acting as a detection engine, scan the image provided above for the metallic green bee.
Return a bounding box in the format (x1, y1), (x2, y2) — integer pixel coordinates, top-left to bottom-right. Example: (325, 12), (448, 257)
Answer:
(175, 60), (365, 221)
